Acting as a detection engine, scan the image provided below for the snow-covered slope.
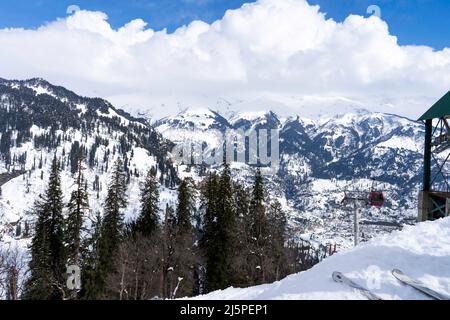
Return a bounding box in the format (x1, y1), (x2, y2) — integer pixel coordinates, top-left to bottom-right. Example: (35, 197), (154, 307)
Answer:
(0, 78), (178, 249)
(193, 217), (450, 300)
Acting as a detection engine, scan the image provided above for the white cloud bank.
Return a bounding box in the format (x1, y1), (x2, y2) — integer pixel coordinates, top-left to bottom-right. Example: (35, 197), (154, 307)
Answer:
(1, 0), (450, 119)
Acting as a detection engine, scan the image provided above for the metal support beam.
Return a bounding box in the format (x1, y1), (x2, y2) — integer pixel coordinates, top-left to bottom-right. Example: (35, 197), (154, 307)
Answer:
(353, 201), (359, 246)
(423, 119), (432, 191)
(430, 197), (446, 217)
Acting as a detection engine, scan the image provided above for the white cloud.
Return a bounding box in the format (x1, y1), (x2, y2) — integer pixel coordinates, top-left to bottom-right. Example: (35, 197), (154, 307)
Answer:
(0, 0), (449, 119)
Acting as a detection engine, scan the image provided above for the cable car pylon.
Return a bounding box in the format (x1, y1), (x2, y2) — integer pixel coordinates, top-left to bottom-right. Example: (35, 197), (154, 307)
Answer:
(341, 180), (385, 246)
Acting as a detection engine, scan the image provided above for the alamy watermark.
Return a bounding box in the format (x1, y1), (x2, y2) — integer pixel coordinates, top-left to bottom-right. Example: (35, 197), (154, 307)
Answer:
(365, 265), (382, 290)
(66, 5), (81, 15)
(170, 129), (280, 174)
(67, 265), (81, 290)
(367, 5), (381, 18)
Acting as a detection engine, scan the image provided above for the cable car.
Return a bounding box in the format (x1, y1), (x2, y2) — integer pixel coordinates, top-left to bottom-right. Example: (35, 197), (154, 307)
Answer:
(368, 191), (384, 207)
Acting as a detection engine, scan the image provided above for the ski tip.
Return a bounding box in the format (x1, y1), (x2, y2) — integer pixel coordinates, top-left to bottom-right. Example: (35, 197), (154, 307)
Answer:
(392, 269), (403, 276)
(332, 271), (344, 283)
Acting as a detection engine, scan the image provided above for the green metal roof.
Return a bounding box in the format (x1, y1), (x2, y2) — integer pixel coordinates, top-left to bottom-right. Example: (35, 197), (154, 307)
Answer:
(419, 91), (450, 120)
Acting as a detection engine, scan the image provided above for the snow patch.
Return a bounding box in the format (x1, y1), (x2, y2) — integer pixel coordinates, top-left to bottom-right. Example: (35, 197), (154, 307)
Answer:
(193, 218), (450, 300)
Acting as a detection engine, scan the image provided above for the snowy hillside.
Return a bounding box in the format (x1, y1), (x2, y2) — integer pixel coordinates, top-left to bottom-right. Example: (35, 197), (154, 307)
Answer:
(193, 217), (450, 300)
(0, 78), (178, 249)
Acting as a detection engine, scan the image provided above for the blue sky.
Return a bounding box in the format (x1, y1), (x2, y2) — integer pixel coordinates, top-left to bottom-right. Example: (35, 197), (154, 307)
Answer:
(1, 0), (449, 118)
(0, 0), (448, 49)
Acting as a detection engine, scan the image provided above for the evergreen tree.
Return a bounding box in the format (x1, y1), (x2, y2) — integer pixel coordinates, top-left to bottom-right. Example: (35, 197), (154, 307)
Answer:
(0, 130), (11, 157)
(249, 168), (266, 241)
(200, 173), (219, 292)
(69, 141), (81, 174)
(23, 156), (66, 299)
(79, 211), (102, 300)
(65, 154), (89, 299)
(202, 163), (236, 292)
(267, 200), (286, 246)
(161, 204), (175, 299)
(168, 177), (197, 298)
(230, 181), (251, 286)
(94, 158), (128, 298)
(248, 168), (268, 284)
(175, 177), (195, 234)
(22, 198), (52, 299)
(266, 199), (287, 281)
(135, 167), (160, 237)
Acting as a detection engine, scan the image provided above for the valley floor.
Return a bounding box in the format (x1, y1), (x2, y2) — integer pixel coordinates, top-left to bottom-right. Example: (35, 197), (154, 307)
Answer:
(192, 217), (450, 300)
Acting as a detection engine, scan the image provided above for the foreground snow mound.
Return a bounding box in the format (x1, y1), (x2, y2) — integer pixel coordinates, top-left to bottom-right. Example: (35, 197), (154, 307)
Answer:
(194, 218), (450, 300)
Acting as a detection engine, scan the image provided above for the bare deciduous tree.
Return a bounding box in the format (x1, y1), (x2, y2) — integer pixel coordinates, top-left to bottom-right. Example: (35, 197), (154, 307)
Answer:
(0, 245), (27, 300)
(106, 233), (163, 300)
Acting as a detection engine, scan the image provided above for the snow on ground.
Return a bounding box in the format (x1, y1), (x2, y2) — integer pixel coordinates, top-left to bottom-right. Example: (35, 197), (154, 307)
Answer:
(378, 136), (422, 153)
(192, 217), (450, 300)
(96, 107), (131, 126)
(25, 84), (58, 99)
(0, 123), (176, 245)
(229, 111), (269, 124)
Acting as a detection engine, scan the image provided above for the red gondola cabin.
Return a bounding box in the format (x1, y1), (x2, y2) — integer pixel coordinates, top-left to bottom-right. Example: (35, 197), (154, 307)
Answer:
(368, 191), (384, 207)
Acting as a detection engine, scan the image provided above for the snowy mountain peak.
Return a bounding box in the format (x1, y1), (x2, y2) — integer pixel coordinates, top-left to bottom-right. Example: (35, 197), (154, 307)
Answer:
(229, 110), (275, 123)
(0, 78), (146, 127)
(155, 108), (230, 132)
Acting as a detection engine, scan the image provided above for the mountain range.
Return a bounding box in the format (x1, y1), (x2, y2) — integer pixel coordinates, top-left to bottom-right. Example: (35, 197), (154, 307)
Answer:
(0, 78), (427, 251)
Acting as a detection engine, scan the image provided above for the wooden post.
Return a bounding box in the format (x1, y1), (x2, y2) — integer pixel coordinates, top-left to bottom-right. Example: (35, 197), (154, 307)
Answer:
(417, 191), (431, 222)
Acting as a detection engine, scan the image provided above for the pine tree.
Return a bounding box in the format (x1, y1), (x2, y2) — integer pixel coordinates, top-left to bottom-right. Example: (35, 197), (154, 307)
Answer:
(266, 199), (287, 281)
(250, 168), (266, 240)
(200, 173), (219, 292)
(168, 177), (197, 298)
(65, 154), (89, 299)
(175, 177), (195, 234)
(248, 168), (268, 284)
(135, 167), (160, 237)
(215, 163), (236, 288)
(22, 198), (52, 299)
(23, 156), (66, 300)
(202, 163), (236, 292)
(46, 157), (67, 299)
(0, 130), (11, 157)
(267, 200), (286, 246)
(230, 181), (251, 286)
(161, 204), (175, 299)
(95, 158), (128, 298)
(79, 211), (102, 300)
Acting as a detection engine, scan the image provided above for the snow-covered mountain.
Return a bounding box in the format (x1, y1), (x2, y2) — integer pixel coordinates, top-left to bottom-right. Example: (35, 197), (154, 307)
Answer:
(155, 108), (426, 247)
(0, 78), (428, 252)
(193, 217), (450, 300)
(0, 78), (178, 248)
